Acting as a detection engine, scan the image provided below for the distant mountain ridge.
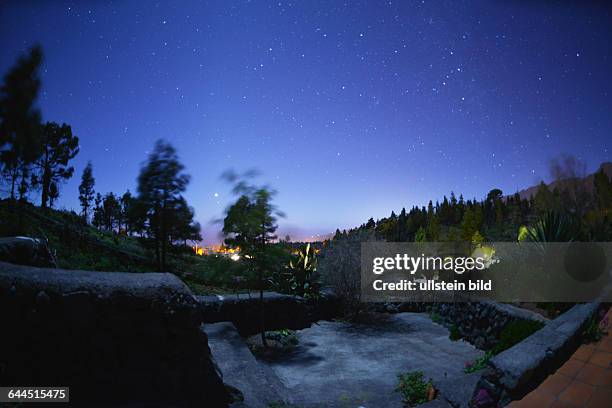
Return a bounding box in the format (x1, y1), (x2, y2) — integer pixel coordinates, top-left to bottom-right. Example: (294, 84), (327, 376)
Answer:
(515, 162), (612, 200)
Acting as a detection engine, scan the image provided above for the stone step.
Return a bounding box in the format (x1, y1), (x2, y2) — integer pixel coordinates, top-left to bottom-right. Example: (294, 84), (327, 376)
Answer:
(204, 322), (292, 408)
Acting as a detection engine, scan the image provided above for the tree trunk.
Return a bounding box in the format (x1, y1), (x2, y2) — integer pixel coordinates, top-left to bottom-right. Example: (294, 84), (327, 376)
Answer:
(9, 167), (17, 199)
(41, 181), (48, 208)
(155, 236), (161, 271)
(259, 283), (267, 347)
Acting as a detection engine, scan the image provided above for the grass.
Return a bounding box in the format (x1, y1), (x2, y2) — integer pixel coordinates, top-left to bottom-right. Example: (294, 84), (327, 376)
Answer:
(491, 319), (544, 354)
(0, 200), (237, 294)
(464, 351), (494, 373)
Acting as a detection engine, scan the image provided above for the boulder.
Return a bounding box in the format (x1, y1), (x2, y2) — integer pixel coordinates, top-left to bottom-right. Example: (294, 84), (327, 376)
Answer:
(0, 236), (57, 267)
(0, 261), (230, 407)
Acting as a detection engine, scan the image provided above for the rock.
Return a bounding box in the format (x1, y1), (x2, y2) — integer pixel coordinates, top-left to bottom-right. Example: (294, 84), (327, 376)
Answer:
(0, 261), (230, 406)
(197, 291), (312, 336)
(205, 322), (291, 407)
(0, 236), (57, 267)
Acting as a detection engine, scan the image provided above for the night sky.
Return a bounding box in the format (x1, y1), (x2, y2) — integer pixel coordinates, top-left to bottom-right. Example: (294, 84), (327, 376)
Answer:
(1, 1), (611, 243)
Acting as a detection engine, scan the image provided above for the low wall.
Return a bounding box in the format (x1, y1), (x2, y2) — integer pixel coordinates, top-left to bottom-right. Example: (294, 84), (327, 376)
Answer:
(0, 261), (230, 406)
(197, 288), (342, 337)
(198, 291), (313, 336)
(382, 300), (548, 350)
(470, 302), (608, 407)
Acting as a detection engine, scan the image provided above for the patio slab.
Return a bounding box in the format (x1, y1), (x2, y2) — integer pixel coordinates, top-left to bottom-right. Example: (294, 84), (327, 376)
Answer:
(255, 312), (484, 407)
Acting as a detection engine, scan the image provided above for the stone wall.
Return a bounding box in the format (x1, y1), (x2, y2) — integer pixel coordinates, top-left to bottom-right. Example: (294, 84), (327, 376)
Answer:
(470, 302), (608, 407)
(0, 261), (230, 407)
(198, 292), (312, 336)
(382, 300), (548, 350)
(197, 288), (341, 337)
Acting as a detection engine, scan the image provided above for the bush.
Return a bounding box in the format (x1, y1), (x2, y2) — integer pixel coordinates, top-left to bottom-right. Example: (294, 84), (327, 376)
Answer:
(275, 243), (321, 299)
(492, 319), (544, 354)
(429, 311), (442, 324)
(189, 254), (251, 288)
(395, 371), (435, 407)
(583, 315), (608, 343)
(449, 324), (462, 341)
(319, 229), (380, 315)
(464, 351), (493, 373)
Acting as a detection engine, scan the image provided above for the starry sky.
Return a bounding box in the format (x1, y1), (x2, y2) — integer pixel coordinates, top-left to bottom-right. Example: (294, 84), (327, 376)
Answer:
(1, 1), (611, 243)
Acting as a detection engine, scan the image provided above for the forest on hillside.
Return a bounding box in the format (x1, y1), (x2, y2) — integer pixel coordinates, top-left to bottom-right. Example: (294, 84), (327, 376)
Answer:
(2, 45), (612, 307)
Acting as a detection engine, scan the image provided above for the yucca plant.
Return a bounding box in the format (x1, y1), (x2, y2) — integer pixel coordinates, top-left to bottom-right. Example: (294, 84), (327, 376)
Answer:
(286, 243), (321, 298)
(519, 210), (576, 243)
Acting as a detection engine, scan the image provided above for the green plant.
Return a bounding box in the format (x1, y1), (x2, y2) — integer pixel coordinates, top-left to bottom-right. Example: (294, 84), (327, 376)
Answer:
(395, 371), (435, 407)
(582, 315), (607, 343)
(429, 311), (442, 324)
(492, 319), (544, 354)
(272, 329), (299, 346)
(449, 324), (462, 341)
(464, 351), (493, 373)
(285, 243), (321, 299)
(519, 210), (576, 243)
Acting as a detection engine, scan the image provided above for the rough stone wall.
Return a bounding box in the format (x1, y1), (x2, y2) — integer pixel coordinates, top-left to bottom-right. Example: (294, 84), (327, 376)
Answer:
(382, 300), (548, 350)
(470, 302), (608, 407)
(198, 292), (312, 336)
(0, 261), (230, 407)
(198, 288), (342, 337)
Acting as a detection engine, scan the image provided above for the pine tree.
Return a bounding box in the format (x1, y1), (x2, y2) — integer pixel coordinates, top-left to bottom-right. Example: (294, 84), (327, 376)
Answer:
(78, 162), (95, 222)
(92, 193), (103, 229)
(102, 192), (121, 231)
(0, 45), (44, 199)
(137, 139), (191, 271)
(36, 122), (79, 208)
(48, 181), (59, 208)
(223, 184), (280, 347)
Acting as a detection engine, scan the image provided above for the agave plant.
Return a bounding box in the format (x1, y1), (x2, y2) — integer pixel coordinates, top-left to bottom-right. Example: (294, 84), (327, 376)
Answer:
(519, 210), (576, 243)
(286, 243), (321, 298)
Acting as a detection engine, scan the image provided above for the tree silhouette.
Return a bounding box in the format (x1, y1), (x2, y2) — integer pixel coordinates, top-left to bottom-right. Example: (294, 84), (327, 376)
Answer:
(48, 181), (59, 208)
(0, 45), (43, 199)
(35, 122), (79, 208)
(78, 162), (95, 222)
(137, 139), (191, 271)
(222, 171), (282, 346)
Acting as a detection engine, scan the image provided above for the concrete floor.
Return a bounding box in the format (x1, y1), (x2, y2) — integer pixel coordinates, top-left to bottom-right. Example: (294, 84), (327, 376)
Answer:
(253, 312), (483, 408)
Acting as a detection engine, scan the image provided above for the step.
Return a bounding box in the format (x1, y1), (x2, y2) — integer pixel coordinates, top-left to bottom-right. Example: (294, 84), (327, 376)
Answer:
(204, 322), (291, 408)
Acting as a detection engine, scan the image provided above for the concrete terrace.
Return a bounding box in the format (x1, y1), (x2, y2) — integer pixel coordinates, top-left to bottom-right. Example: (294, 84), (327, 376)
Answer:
(208, 312), (483, 407)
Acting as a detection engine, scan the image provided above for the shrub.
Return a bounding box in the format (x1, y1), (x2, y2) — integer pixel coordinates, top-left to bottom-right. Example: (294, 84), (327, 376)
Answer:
(492, 319), (544, 354)
(519, 210), (576, 243)
(429, 311), (442, 324)
(449, 324), (462, 341)
(395, 371), (435, 407)
(319, 229), (380, 315)
(583, 315), (608, 343)
(464, 351), (493, 373)
(280, 243), (321, 299)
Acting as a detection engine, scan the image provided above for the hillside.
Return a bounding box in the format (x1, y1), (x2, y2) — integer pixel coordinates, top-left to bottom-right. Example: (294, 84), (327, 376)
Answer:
(515, 162), (612, 200)
(0, 199), (154, 272)
(0, 200), (260, 295)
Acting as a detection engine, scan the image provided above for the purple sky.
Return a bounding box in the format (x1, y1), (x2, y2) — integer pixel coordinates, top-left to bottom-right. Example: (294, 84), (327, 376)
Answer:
(1, 1), (611, 243)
